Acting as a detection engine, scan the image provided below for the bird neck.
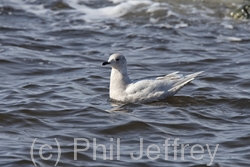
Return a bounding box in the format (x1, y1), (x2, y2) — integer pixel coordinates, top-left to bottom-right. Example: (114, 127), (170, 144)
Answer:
(110, 67), (131, 92)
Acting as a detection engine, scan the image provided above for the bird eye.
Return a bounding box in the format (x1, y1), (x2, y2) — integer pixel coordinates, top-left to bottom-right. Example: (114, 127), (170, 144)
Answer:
(115, 58), (120, 61)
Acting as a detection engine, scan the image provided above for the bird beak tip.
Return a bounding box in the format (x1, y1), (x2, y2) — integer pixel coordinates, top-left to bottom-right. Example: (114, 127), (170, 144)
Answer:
(102, 61), (110, 66)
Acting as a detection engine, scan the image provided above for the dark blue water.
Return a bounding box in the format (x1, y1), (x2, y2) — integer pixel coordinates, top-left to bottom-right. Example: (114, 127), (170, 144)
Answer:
(0, 0), (250, 166)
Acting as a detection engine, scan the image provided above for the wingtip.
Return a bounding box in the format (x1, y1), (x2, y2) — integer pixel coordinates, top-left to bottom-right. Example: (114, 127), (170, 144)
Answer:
(196, 71), (204, 75)
(185, 71), (203, 78)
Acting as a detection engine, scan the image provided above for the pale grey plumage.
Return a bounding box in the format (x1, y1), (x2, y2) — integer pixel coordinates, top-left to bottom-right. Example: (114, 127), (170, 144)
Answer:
(102, 53), (203, 103)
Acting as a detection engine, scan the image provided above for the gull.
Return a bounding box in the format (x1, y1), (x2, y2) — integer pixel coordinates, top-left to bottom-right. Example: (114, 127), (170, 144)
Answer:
(102, 53), (203, 103)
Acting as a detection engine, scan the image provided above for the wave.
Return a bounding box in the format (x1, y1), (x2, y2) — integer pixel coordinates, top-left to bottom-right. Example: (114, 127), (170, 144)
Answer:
(0, 0), (241, 23)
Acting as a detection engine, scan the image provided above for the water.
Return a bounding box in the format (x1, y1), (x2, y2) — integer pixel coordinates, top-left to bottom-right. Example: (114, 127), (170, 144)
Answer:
(0, 0), (250, 166)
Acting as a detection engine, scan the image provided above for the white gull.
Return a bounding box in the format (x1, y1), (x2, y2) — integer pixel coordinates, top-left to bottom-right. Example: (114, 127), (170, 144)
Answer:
(102, 53), (203, 103)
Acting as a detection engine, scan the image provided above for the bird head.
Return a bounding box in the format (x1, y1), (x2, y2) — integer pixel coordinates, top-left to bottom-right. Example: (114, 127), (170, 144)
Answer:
(102, 53), (127, 70)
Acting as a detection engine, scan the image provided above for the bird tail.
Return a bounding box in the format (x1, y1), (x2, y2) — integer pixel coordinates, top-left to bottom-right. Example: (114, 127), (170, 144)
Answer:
(168, 71), (203, 95)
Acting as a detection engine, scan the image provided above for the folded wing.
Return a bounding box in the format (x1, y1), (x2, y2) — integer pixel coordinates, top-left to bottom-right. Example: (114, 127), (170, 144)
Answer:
(125, 71), (203, 102)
